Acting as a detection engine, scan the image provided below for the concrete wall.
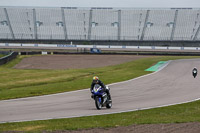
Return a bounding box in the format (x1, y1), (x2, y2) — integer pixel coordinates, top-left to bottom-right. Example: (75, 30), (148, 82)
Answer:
(1, 39), (200, 47)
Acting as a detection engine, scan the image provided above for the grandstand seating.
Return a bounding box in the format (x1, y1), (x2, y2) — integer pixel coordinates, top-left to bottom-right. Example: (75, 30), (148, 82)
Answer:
(64, 9), (90, 40)
(0, 7), (199, 41)
(91, 9), (118, 40)
(7, 7), (35, 39)
(174, 9), (200, 40)
(143, 9), (175, 40)
(36, 8), (65, 40)
(121, 9), (147, 40)
(0, 8), (12, 39)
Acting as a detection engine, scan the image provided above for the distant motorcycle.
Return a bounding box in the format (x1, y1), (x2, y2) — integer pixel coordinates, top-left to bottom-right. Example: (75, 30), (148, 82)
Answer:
(91, 84), (112, 110)
(192, 67), (197, 78)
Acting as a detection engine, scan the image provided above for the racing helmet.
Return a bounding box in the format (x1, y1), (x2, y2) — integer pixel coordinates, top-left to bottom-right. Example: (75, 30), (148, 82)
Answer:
(93, 76), (99, 83)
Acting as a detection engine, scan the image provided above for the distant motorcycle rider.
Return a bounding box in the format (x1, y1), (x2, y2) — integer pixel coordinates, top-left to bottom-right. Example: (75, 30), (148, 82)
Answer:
(90, 76), (110, 98)
(192, 67), (198, 78)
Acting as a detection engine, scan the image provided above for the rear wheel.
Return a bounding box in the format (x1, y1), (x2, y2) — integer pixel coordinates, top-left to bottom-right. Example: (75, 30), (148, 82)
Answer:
(95, 96), (102, 110)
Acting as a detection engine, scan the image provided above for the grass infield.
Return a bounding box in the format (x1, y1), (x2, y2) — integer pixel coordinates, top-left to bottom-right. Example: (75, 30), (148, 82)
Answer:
(0, 55), (200, 132)
(0, 54), (4, 58)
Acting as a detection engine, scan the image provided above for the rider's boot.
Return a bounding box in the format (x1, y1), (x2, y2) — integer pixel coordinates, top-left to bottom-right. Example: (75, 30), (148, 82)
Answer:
(106, 90), (111, 101)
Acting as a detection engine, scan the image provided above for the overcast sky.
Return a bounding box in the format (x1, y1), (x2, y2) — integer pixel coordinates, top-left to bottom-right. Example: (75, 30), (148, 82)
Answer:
(0, 0), (200, 8)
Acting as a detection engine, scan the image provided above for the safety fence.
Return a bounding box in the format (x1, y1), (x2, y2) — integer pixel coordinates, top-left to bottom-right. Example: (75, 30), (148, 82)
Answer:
(0, 52), (18, 65)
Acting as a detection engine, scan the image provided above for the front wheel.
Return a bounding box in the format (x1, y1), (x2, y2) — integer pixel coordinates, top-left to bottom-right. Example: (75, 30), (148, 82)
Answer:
(95, 96), (102, 110)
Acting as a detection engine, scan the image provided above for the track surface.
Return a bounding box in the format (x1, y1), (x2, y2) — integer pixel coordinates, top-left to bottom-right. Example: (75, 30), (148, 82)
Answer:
(0, 58), (200, 123)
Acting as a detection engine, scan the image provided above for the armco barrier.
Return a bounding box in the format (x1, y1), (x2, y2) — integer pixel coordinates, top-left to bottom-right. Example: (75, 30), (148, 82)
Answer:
(20, 51), (41, 55)
(0, 52), (18, 65)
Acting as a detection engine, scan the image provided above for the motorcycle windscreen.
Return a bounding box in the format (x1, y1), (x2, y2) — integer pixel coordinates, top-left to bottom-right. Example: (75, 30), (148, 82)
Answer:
(93, 84), (101, 93)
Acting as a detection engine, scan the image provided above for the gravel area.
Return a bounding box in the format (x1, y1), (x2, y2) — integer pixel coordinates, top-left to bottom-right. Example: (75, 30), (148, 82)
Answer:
(14, 54), (148, 69)
(48, 122), (200, 133)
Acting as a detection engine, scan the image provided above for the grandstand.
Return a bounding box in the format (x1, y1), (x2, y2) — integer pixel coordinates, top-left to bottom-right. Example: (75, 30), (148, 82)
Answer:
(0, 7), (200, 45)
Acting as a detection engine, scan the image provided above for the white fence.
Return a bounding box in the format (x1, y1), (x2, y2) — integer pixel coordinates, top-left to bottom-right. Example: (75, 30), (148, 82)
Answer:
(1, 43), (200, 51)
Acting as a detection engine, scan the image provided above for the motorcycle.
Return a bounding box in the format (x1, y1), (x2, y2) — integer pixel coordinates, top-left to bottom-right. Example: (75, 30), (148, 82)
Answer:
(91, 84), (112, 110)
(193, 68), (197, 78)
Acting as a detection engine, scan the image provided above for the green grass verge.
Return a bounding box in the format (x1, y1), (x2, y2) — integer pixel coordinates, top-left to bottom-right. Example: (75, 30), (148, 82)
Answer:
(0, 54), (4, 58)
(0, 55), (199, 100)
(1, 98), (200, 132)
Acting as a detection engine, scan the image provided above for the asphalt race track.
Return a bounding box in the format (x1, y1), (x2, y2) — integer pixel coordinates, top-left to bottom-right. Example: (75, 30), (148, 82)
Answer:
(0, 58), (200, 123)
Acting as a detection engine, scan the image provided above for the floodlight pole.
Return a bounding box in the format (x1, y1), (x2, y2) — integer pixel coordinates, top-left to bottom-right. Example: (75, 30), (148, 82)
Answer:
(33, 9), (37, 40)
(170, 10), (178, 41)
(140, 10), (150, 41)
(61, 7), (68, 40)
(118, 10), (121, 41)
(193, 25), (200, 41)
(88, 9), (93, 40)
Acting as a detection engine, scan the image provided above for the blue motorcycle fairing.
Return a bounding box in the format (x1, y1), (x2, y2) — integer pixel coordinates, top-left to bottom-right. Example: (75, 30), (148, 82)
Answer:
(98, 97), (101, 103)
(92, 85), (106, 103)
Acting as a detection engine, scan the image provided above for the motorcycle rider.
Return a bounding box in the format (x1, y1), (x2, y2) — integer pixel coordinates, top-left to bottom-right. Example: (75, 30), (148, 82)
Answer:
(90, 76), (111, 99)
(192, 67), (198, 78)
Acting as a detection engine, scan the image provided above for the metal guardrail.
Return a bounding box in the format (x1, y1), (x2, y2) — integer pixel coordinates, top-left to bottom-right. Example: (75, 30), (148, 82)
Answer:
(0, 52), (18, 65)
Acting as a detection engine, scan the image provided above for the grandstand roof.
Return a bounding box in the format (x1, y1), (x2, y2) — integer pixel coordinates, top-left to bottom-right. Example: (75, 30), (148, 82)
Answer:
(0, 0), (200, 8)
